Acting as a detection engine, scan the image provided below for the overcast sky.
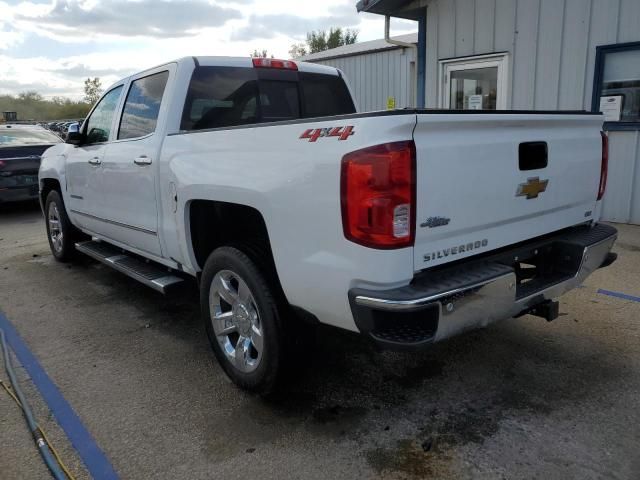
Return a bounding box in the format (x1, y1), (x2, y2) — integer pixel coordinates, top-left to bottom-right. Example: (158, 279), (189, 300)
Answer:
(0, 0), (417, 99)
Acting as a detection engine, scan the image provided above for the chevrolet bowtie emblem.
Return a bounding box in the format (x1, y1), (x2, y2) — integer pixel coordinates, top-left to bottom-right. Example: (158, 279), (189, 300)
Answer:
(516, 177), (549, 199)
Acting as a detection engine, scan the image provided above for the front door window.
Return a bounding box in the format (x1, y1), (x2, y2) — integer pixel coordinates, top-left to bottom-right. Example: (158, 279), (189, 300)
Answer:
(84, 86), (123, 144)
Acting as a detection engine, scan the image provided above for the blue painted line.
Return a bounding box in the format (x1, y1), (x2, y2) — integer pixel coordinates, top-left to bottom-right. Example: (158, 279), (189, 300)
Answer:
(597, 289), (640, 303)
(0, 311), (119, 480)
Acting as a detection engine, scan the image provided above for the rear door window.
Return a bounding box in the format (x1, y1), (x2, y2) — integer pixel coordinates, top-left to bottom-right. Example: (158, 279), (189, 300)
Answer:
(118, 71), (169, 140)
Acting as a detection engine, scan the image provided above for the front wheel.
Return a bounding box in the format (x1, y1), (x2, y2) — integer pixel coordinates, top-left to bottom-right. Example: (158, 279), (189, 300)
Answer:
(200, 246), (285, 394)
(44, 190), (80, 262)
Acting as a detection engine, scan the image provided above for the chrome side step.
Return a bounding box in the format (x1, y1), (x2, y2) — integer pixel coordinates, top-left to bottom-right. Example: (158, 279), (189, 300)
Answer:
(75, 240), (184, 293)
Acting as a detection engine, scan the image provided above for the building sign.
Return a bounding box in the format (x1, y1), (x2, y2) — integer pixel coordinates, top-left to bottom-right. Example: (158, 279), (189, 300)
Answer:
(386, 96), (396, 110)
(468, 95), (483, 110)
(599, 95), (623, 122)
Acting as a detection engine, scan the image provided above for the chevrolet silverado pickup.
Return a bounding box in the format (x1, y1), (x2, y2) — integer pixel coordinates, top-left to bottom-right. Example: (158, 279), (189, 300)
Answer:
(39, 56), (617, 393)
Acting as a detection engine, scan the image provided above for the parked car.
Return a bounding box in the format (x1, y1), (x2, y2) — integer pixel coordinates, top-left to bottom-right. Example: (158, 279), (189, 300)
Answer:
(0, 124), (62, 203)
(39, 56), (617, 393)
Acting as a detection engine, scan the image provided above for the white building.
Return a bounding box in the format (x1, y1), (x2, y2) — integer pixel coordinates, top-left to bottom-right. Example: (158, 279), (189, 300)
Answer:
(305, 0), (640, 224)
(302, 34), (418, 112)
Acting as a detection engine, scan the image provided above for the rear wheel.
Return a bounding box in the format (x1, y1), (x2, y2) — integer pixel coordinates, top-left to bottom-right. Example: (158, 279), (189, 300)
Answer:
(45, 190), (78, 262)
(200, 246), (285, 394)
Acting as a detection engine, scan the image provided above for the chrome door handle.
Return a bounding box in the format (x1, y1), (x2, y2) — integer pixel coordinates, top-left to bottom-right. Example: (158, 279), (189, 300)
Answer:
(134, 155), (152, 166)
(88, 157), (101, 165)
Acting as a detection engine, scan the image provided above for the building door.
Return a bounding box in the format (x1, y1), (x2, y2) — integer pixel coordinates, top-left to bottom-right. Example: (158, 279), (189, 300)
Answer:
(440, 54), (508, 110)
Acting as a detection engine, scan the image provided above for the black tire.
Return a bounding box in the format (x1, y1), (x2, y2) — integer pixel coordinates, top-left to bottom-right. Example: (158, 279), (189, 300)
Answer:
(200, 246), (285, 394)
(44, 190), (79, 262)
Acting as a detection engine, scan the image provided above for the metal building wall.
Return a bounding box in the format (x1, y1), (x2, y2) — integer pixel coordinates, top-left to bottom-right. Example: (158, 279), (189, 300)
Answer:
(424, 0), (640, 224)
(313, 48), (416, 112)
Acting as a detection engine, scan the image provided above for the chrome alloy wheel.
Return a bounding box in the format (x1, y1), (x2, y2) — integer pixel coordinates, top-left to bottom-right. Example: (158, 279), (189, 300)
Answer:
(48, 201), (64, 254)
(209, 270), (264, 373)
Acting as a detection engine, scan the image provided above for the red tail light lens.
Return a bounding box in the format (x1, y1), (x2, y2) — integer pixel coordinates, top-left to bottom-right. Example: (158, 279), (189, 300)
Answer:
(598, 131), (608, 201)
(341, 141), (416, 249)
(252, 58), (298, 70)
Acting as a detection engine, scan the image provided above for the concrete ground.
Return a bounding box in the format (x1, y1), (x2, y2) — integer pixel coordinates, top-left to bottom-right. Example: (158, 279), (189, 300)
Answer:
(0, 201), (639, 480)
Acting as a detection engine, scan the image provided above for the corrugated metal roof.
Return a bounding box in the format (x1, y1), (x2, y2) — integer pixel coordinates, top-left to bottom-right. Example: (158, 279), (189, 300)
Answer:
(299, 33), (418, 62)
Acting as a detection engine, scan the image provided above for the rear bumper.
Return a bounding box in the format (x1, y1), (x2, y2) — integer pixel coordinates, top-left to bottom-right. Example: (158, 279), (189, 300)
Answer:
(349, 223), (617, 350)
(0, 184), (39, 203)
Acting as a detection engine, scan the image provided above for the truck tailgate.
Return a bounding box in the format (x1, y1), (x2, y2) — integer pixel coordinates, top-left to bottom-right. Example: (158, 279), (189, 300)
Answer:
(412, 113), (604, 272)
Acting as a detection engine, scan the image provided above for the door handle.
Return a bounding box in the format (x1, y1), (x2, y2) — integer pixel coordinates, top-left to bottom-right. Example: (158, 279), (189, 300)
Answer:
(88, 157), (101, 165)
(134, 155), (152, 166)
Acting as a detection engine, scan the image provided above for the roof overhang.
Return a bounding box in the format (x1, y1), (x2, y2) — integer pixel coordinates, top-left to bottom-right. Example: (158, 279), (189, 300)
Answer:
(356, 0), (427, 20)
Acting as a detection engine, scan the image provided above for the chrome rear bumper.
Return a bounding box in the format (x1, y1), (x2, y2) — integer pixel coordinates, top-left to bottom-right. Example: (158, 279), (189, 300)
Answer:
(349, 223), (617, 349)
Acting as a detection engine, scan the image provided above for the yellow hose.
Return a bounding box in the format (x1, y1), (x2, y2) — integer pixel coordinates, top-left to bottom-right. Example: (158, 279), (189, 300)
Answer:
(1, 380), (77, 480)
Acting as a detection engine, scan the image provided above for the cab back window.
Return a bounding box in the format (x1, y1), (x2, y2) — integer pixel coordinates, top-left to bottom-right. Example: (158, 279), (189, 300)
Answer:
(181, 66), (355, 131)
(299, 72), (355, 118)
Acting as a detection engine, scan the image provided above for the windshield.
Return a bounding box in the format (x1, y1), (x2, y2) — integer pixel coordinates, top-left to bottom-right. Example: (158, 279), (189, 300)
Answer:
(0, 128), (62, 146)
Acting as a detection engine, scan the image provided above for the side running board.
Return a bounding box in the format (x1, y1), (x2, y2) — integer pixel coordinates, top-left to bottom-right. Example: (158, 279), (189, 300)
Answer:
(75, 240), (184, 293)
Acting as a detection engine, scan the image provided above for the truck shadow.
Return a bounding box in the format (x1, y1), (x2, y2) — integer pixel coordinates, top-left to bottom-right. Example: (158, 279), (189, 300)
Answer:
(81, 265), (628, 432)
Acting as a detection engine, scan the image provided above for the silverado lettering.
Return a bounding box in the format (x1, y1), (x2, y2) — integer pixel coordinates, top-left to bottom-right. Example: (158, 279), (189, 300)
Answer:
(423, 239), (489, 262)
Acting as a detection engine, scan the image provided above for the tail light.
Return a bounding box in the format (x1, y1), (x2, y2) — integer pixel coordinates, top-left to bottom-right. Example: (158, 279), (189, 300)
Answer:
(252, 58), (298, 70)
(598, 131), (608, 201)
(341, 141), (416, 249)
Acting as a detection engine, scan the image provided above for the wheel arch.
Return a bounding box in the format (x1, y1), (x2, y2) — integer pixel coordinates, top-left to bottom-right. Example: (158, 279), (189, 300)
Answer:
(39, 177), (62, 212)
(187, 199), (282, 283)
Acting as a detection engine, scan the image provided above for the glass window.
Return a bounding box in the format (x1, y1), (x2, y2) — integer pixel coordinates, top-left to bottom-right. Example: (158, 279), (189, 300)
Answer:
(181, 67), (356, 131)
(595, 46), (640, 125)
(450, 67), (498, 110)
(0, 128), (62, 146)
(118, 71), (169, 140)
(181, 67), (259, 131)
(300, 72), (355, 117)
(259, 80), (300, 121)
(85, 86), (123, 144)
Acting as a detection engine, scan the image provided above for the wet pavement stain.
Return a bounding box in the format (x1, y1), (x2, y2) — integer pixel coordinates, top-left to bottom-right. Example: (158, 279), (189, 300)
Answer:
(366, 439), (453, 478)
(616, 242), (640, 252)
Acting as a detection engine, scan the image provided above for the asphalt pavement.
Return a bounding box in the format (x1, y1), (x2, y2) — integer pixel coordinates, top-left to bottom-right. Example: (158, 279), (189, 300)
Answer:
(1, 200), (639, 479)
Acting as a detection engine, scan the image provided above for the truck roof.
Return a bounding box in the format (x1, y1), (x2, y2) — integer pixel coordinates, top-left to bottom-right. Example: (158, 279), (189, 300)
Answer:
(108, 56), (341, 92)
(192, 56), (340, 76)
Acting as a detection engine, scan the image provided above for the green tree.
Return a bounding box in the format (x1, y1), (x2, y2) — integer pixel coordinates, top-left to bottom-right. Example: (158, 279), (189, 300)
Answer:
(0, 91), (92, 122)
(83, 77), (103, 105)
(288, 43), (307, 59)
(305, 27), (358, 54)
(18, 91), (43, 102)
(250, 49), (273, 58)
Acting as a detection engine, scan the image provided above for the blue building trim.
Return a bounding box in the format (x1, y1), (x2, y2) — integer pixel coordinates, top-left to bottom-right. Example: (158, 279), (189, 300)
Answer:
(416, 11), (427, 108)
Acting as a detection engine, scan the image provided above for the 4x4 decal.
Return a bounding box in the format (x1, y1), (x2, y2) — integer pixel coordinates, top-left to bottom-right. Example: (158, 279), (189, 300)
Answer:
(300, 126), (354, 142)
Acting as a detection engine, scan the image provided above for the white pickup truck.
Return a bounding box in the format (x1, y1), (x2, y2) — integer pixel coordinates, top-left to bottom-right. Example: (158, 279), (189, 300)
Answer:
(39, 56), (617, 393)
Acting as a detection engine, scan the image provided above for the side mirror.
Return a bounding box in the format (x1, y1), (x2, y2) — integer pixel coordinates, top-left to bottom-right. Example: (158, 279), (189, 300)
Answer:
(66, 123), (84, 145)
